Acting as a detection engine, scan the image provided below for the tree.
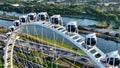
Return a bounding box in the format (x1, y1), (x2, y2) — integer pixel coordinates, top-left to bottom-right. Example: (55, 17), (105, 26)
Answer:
(115, 33), (120, 37)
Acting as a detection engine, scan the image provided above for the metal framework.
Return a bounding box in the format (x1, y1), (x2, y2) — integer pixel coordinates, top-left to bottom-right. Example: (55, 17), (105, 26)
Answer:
(30, 22), (106, 68)
(3, 29), (20, 68)
(3, 15), (119, 68)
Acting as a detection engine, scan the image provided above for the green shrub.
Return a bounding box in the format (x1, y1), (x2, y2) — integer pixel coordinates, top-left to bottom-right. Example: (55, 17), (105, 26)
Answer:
(115, 33), (120, 37)
(104, 32), (109, 35)
(78, 26), (87, 30)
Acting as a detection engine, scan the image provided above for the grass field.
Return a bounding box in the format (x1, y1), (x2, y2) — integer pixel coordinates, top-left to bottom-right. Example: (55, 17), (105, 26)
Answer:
(21, 33), (86, 55)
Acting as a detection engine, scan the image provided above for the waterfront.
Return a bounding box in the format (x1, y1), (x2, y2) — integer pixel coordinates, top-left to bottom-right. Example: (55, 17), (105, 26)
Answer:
(0, 11), (23, 16)
(62, 17), (99, 26)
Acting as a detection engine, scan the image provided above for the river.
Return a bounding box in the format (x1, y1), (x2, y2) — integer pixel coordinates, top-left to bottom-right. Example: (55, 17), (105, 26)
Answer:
(97, 37), (120, 53)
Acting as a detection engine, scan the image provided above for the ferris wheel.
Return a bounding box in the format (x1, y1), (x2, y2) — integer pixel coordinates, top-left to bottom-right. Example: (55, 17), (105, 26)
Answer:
(3, 12), (120, 68)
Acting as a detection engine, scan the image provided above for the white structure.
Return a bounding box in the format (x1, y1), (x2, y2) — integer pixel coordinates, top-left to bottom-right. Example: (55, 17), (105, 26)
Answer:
(13, 20), (21, 27)
(49, 15), (63, 27)
(11, 4), (19, 7)
(9, 26), (16, 32)
(85, 33), (97, 47)
(19, 15), (28, 23)
(37, 12), (48, 23)
(106, 51), (120, 67)
(66, 21), (78, 34)
(6, 32), (12, 38)
(27, 13), (37, 22)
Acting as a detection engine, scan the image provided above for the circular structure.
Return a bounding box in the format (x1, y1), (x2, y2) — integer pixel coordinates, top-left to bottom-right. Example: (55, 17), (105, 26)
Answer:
(106, 51), (120, 67)
(37, 12), (48, 22)
(13, 20), (21, 27)
(66, 21), (78, 33)
(27, 13), (37, 22)
(9, 26), (16, 32)
(3, 12), (120, 68)
(107, 58), (120, 66)
(85, 33), (97, 46)
(49, 15), (63, 27)
(19, 15), (28, 23)
(6, 32), (12, 38)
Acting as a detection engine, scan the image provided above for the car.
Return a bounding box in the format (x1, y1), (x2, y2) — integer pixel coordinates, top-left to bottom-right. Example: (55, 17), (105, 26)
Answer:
(80, 58), (88, 62)
(29, 42), (34, 45)
(49, 47), (54, 51)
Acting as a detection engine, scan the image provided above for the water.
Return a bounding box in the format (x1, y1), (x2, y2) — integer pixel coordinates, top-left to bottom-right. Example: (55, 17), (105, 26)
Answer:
(97, 37), (120, 54)
(0, 20), (13, 29)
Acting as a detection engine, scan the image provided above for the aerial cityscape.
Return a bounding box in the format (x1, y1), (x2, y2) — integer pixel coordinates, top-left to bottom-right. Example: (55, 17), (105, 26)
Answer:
(0, 0), (120, 68)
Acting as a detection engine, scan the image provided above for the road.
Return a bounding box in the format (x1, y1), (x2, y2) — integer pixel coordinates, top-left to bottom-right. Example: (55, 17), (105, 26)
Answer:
(14, 55), (44, 68)
(0, 45), (43, 68)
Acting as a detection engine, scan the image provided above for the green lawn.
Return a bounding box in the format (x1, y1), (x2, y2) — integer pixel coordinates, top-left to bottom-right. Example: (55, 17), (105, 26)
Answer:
(96, 21), (108, 28)
(21, 33), (86, 55)
(0, 56), (3, 68)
